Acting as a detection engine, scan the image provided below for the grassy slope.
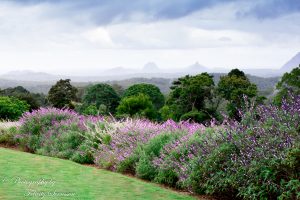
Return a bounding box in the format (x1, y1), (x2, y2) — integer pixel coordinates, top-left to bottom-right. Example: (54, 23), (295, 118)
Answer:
(0, 148), (196, 200)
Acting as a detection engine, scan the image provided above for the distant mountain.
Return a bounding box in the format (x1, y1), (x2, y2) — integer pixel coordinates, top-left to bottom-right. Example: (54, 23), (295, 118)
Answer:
(185, 62), (208, 74)
(1, 70), (60, 82)
(103, 67), (135, 75)
(242, 68), (282, 77)
(142, 62), (160, 73)
(281, 52), (300, 72)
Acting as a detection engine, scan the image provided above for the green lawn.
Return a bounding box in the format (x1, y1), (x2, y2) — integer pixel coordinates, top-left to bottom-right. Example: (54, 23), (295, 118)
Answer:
(0, 148), (196, 200)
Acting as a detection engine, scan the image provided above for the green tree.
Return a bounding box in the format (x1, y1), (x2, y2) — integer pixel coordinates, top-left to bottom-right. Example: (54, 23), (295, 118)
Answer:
(82, 105), (99, 116)
(159, 105), (175, 121)
(0, 96), (29, 120)
(111, 83), (125, 96)
(0, 86), (44, 111)
(117, 93), (157, 120)
(48, 79), (78, 109)
(217, 69), (258, 119)
(83, 83), (120, 114)
(274, 65), (300, 105)
(123, 83), (165, 110)
(166, 73), (215, 122)
(228, 68), (247, 79)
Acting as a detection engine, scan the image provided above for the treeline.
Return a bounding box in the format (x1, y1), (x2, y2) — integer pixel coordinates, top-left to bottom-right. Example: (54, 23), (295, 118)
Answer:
(0, 67), (299, 122)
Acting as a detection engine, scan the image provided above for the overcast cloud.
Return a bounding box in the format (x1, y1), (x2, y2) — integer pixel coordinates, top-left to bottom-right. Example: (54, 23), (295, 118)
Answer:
(0, 0), (299, 75)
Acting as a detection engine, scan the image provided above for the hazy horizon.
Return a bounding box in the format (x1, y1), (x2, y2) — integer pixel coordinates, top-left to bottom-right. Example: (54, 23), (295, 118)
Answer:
(0, 0), (299, 76)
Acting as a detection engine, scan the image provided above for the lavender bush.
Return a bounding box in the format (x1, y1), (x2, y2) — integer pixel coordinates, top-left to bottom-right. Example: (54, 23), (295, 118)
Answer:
(17, 108), (103, 163)
(14, 95), (300, 199)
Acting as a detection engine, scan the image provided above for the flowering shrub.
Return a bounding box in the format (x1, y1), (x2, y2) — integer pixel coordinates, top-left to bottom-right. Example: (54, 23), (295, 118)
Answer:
(15, 95), (300, 199)
(0, 122), (19, 146)
(185, 96), (300, 199)
(18, 108), (79, 151)
(17, 108), (103, 163)
(92, 119), (205, 171)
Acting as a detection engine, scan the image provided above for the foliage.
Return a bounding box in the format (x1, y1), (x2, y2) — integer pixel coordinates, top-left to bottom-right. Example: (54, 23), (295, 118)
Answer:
(0, 96), (29, 120)
(93, 119), (205, 172)
(117, 93), (157, 120)
(18, 108), (77, 151)
(135, 133), (180, 180)
(12, 92), (300, 199)
(83, 83), (120, 114)
(228, 68), (248, 78)
(17, 108), (104, 163)
(123, 83), (165, 110)
(274, 65), (300, 105)
(48, 79), (78, 109)
(82, 105), (99, 116)
(111, 83), (125, 96)
(0, 126), (18, 146)
(159, 105), (175, 121)
(167, 73), (215, 122)
(217, 69), (259, 120)
(180, 110), (210, 123)
(187, 95), (300, 199)
(0, 86), (47, 111)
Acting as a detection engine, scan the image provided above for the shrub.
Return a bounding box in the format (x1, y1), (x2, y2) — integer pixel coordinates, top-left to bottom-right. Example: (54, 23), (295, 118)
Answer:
(0, 126), (19, 146)
(186, 95), (300, 199)
(18, 108), (79, 151)
(36, 129), (93, 164)
(159, 105), (175, 121)
(12, 93), (300, 199)
(0, 96), (29, 120)
(83, 83), (120, 114)
(116, 94), (157, 120)
(48, 79), (78, 109)
(135, 132), (180, 180)
(93, 119), (205, 172)
(17, 108), (102, 163)
(153, 127), (216, 188)
(188, 143), (238, 197)
(123, 83), (165, 110)
(82, 105), (99, 116)
(180, 110), (210, 123)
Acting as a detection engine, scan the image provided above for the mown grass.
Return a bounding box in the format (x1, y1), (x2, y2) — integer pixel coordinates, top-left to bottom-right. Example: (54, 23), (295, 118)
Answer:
(0, 148), (197, 200)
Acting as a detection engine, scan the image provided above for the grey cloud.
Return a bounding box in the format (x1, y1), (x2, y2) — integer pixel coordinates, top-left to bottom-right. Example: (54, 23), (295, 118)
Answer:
(238, 0), (300, 19)
(8, 0), (237, 24)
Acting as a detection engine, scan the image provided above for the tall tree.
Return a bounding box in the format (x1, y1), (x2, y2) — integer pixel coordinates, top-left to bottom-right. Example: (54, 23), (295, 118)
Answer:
(274, 65), (300, 105)
(166, 73), (215, 121)
(0, 96), (29, 120)
(83, 83), (120, 114)
(123, 83), (165, 110)
(111, 83), (125, 97)
(217, 69), (258, 120)
(48, 79), (78, 109)
(117, 93), (157, 120)
(0, 86), (45, 111)
(228, 68), (248, 80)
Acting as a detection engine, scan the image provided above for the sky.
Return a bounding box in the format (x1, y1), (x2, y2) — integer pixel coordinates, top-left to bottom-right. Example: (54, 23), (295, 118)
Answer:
(0, 0), (299, 75)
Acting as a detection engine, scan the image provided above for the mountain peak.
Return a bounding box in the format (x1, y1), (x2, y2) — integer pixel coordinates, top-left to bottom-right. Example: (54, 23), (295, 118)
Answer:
(281, 52), (300, 72)
(186, 62), (207, 72)
(142, 62), (159, 72)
